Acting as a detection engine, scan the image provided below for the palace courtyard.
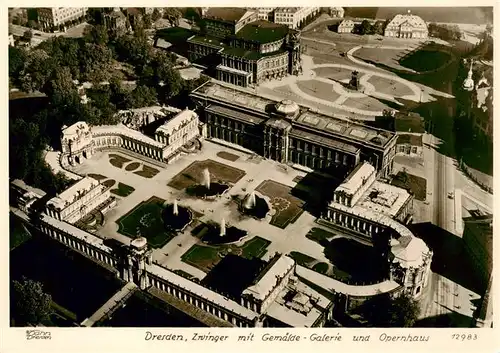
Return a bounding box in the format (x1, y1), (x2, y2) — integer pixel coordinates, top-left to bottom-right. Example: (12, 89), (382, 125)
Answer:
(67, 140), (398, 289)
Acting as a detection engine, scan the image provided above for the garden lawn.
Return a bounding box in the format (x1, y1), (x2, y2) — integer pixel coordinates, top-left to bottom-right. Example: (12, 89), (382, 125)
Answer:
(241, 236), (271, 259)
(87, 173), (107, 181)
(306, 227), (336, 244)
(288, 251), (316, 266)
(168, 159), (245, 190)
(399, 49), (452, 73)
(125, 162), (141, 171)
(110, 182), (135, 197)
(181, 236), (271, 273)
(116, 196), (173, 248)
(134, 165), (160, 178)
(109, 154), (131, 169)
(256, 180), (305, 229)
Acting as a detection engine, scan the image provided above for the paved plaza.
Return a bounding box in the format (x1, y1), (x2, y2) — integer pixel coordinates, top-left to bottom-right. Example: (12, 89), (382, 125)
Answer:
(68, 142), (332, 281)
(257, 46), (454, 119)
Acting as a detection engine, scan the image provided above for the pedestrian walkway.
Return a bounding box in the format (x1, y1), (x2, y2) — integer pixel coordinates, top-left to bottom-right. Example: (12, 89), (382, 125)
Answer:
(81, 282), (138, 327)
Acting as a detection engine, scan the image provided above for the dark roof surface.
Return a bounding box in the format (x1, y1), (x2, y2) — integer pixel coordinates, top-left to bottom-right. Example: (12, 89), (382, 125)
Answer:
(222, 46), (286, 60)
(204, 7), (249, 22)
(397, 134), (423, 146)
(236, 20), (289, 44)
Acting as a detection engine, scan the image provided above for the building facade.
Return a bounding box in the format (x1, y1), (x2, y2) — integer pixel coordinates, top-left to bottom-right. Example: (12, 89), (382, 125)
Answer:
(396, 134), (423, 158)
(45, 176), (111, 224)
(60, 108), (203, 167)
(338, 19), (355, 33)
(36, 7), (88, 31)
(190, 82), (397, 177)
(384, 13), (428, 39)
(188, 8), (302, 87)
(103, 8), (127, 32)
(273, 7), (320, 29)
(329, 7), (345, 18)
(462, 214), (493, 291)
(323, 162), (430, 298)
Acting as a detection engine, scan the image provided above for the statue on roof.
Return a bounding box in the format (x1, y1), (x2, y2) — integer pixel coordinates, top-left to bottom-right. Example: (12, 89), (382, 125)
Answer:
(463, 59), (474, 91)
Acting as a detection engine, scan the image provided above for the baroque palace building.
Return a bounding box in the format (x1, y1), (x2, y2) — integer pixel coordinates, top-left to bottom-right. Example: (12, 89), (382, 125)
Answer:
(324, 162), (432, 297)
(60, 107), (203, 167)
(190, 81), (397, 178)
(384, 11), (428, 39)
(187, 7), (301, 87)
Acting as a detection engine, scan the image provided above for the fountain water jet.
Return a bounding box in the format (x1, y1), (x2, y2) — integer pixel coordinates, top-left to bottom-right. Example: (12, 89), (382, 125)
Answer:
(244, 191), (257, 209)
(173, 199), (179, 216)
(220, 218), (226, 237)
(203, 168), (211, 189)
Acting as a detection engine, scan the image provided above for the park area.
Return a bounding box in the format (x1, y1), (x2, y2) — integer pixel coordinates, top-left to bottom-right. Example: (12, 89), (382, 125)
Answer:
(255, 180), (305, 229)
(180, 236), (271, 273)
(399, 49), (452, 73)
(167, 159), (246, 190)
(296, 80), (341, 102)
(116, 196), (176, 248)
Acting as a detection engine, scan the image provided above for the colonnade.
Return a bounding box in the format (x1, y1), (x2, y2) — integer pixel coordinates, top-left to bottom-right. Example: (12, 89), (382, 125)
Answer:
(325, 208), (384, 238)
(147, 274), (254, 327)
(92, 133), (165, 162)
(38, 216), (117, 268)
(35, 210), (257, 328)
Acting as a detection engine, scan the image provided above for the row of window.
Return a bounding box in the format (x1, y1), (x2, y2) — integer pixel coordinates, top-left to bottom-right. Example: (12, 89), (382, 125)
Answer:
(260, 55), (288, 69)
(207, 114), (245, 130)
(148, 275), (252, 327)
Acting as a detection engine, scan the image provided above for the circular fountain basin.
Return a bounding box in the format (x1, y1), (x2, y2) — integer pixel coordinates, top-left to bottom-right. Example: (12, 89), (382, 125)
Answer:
(162, 204), (193, 232)
(186, 182), (230, 199)
(201, 222), (247, 245)
(240, 194), (270, 220)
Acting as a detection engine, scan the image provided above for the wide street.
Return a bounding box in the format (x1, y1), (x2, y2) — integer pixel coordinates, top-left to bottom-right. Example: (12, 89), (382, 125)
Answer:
(394, 132), (492, 324)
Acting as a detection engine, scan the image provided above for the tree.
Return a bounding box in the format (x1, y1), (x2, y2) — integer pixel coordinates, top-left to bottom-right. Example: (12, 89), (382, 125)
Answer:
(143, 14), (153, 29)
(19, 49), (56, 93)
(80, 43), (114, 83)
(359, 20), (373, 35)
(151, 8), (162, 22)
(372, 20), (385, 35)
(126, 85), (158, 108)
(11, 277), (53, 326)
(45, 66), (77, 101)
(87, 8), (105, 25)
(23, 30), (33, 41)
(163, 7), (182, 27)
(83, 24), (109, 45)
(360, 292), (420, 327)
(26, 20), (39, 30)
(9, 47), (27, 79)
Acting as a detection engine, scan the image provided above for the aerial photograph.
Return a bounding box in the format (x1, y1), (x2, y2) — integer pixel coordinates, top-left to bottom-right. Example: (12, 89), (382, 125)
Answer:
(8, 6), (493, 328)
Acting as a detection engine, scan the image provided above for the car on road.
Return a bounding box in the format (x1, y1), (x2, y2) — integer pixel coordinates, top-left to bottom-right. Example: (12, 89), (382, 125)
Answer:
(448, 192), (454, 199)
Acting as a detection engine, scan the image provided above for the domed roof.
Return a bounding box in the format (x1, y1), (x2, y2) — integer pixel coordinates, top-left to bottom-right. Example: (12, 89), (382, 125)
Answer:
(390, 236), (429, 268)
(131, 237), (147, 249)
(276, 99), (299, 116)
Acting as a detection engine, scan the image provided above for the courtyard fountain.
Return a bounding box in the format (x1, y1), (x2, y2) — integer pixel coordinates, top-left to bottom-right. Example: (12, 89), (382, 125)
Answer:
(173, 199), (179, 216)
(203, 168), (211, 189)
(196, 218), (247, 245)
(220, 217), (226, 237)
(162, 199), (193, 232)
(240, 191), (271, 220)
(186, 167), (230, 199)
